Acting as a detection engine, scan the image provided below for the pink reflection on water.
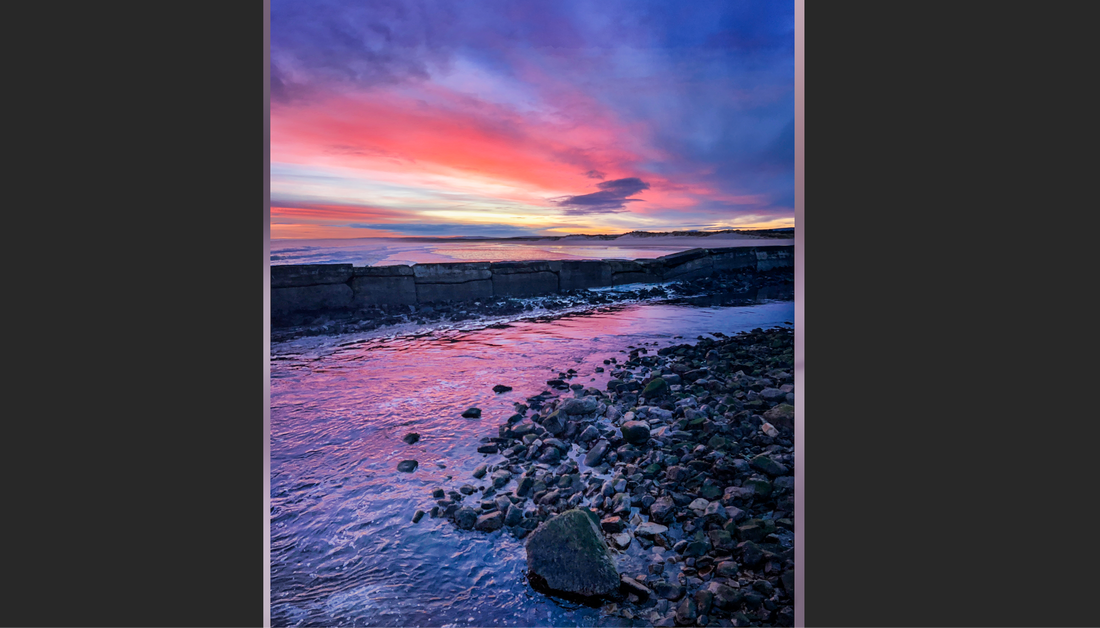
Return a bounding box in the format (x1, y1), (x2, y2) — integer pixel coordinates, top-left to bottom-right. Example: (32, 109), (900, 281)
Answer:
(270, 301), (794, 626)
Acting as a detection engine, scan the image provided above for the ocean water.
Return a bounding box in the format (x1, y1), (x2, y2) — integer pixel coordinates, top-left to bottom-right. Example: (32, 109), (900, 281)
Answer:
(269, 237), (793, 267)
(271, 297), (794, 627)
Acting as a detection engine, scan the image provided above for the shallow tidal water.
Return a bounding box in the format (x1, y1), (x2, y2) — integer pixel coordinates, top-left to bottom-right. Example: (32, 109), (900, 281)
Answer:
(271, 299), (795, 627)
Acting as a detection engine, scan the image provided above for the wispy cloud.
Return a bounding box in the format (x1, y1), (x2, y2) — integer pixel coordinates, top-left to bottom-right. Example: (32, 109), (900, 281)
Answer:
(270, 0), (795, 237)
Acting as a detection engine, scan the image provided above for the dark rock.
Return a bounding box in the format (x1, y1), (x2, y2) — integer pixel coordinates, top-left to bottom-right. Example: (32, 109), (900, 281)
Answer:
(763, 403), (794, 429)
(729, 612), (752, 626)
(516, 476), (535, 497)
(578, 425), (601, 443)
(750, 454), (789, 476)
(621, 575), (652, 598)
(738, 540), (765, 566)
(542, 410), (568, 436)
(752, 580), (774, 596)
(412, 509), (425, 523)
(432, 488), (445, 498)
(560, 396), (599, 415)
(621, 421), (651, 444)
(653, 581), (686, 601)
(472, 464), (488, 479)
(477, 444), (500, 454)
(491, 469), (512, 489)
(707, 529), (736, 551)
(712, 583), (743, 610)
(601, 516), (625, 533)
(715, 561), (738, 577)
(493, 384), (513, 393)
(666, 465), (692, 483)
(759, 388), (785, 402)
(643, 378), (670, 398)
(584, 439), (610, 467)
(694, 589), (714, 617)
(674, 596), (697, 625)
(506, 420), (538, 438)
(505, 504), (525, 527)
(737, 520), (769, 543)
(476, 511), (506, 531)
(649, 496), (677, 523)
(454, 507), (478, 530)
(538, 447), (562, 464)
(525, 509), (620, 598)
(396, 460), (418, 473)
(743, 478), (772, 497)
(780, 570), (794, 594)
(462, 407), (482, 419)
(683, 540), (710, 557)
(402, 432), (420, 444)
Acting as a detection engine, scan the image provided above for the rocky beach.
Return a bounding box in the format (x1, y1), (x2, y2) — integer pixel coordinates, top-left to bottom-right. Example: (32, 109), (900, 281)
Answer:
(271, 260), (795, 627)
(416, 324), (795, 627)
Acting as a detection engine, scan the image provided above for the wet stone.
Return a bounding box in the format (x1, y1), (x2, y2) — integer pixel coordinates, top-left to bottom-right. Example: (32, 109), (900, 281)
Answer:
(454, 507), (478, 530)
(396, 460), (418, 473)
(476, 511), (506, 531)
(653, 580), (686, 601)
(621, 421), (651, 444)
(601, 516), (625, 533)
(491, 469), (512, 488)
(504, 504), (524, 527)
(621, 575), (652, 598)
(674, 596), (697, 625)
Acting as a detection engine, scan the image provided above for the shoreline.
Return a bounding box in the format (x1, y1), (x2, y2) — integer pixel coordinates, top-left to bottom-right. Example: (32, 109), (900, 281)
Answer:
(420, 325), (795, 626)
(272, 266), (794, 343)
(270, 228), (796, 245)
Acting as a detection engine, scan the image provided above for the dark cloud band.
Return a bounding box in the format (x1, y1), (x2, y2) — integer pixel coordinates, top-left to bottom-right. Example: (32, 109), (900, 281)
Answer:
(552, 177), (650, 215)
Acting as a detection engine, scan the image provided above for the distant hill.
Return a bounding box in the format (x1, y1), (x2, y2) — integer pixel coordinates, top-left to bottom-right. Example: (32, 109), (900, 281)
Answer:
(446, 228), (795, 242)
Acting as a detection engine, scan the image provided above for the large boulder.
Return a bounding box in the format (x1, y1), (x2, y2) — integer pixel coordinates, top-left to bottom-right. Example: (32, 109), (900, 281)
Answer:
(525, 509), (620, 598)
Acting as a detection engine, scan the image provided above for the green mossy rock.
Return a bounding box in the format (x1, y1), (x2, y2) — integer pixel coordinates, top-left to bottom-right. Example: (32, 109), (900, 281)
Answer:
(525, 509), (620, 598)
(642, 377), (669, 398)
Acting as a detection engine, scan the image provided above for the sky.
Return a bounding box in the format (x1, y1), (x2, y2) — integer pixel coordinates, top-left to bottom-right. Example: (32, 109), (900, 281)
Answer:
(271, 0), (795, 239)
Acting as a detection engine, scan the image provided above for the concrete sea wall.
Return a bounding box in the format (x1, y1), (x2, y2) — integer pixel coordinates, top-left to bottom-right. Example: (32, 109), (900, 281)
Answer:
(271, 245), (792, 320)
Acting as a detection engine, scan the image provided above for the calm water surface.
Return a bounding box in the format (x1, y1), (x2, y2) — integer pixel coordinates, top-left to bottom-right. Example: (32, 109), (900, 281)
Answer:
(270, 237), (793, 267)
(271, 299), (794, 627)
